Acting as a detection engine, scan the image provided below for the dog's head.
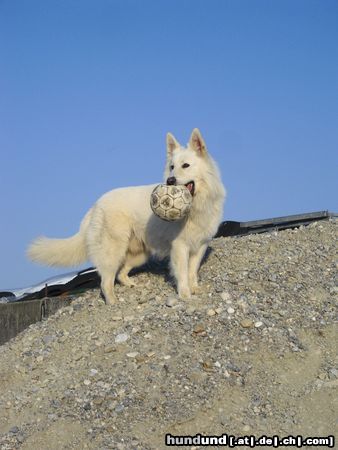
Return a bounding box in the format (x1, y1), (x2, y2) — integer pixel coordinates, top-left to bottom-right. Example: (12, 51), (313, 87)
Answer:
(164, 128), (210, 198)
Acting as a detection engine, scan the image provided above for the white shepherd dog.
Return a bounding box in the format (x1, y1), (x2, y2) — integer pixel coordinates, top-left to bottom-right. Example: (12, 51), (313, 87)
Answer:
(28, 129), (226, 304)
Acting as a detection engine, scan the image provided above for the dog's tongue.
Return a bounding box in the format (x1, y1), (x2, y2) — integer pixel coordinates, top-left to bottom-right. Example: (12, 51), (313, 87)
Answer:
(186, 182), (193, 193)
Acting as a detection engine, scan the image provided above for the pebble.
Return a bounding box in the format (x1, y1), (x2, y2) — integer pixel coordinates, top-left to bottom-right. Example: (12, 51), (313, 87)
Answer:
(240, 319), (254, 328)
(166, 297), (178, 307)
(185, 306), (196, 315)
(329, 368), (338, 379)
(17, 433), (25, 443)
(254, 321), (263, 328)
(193, 323), (206, 334)
(220, 292), (231, 302)
(188, 371), (207, 383)
(219, 414), (228, 425)
(42, 335), (55, 345)
(123, 315), (134, 321)
(104, 345), (116, 353)
(111, 315), (123, 321)
(227, 307), (235, 314)
(126, 352), (139, 358)
(115, 404), (125, 414)
(207, 308), (216, 316)
(115, 333), (129, 344)
(202, 359), (214, 371)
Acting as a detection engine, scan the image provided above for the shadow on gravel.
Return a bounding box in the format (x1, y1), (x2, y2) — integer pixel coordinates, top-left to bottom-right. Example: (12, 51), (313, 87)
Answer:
(128, 246), (214, 284)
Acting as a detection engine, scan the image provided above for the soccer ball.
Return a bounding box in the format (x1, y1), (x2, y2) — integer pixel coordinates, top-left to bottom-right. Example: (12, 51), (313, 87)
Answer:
(150, 184), (192, 221)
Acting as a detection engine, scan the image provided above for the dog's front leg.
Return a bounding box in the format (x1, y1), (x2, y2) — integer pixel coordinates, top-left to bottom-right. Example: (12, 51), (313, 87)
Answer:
(170, 242), (191, 299)
(189, 243), (208, 294)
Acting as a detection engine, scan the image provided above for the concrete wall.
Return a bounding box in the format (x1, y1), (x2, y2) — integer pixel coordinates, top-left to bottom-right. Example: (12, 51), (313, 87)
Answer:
(0, 297), (72, 345)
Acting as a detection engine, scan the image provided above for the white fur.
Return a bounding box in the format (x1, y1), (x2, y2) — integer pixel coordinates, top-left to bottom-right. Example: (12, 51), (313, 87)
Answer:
(27, 129), (226, 304)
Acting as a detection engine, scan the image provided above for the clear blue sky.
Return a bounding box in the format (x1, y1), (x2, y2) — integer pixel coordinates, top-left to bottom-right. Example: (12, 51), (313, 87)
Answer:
(1, 0), (337, 289)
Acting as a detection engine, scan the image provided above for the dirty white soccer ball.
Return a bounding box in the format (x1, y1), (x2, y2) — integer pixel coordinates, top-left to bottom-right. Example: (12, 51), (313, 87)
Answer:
(150, 184), (192, 221)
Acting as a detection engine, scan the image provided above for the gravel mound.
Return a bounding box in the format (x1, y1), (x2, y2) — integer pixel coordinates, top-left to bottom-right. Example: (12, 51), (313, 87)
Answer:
(0, 220), (337, 449)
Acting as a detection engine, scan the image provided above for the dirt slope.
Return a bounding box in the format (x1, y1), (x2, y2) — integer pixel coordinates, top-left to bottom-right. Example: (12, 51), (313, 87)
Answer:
(0, 220), (337, 449)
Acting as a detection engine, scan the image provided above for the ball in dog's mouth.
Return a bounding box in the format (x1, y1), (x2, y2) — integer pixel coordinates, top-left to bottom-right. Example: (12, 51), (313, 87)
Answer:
(185, 181), (195, 196)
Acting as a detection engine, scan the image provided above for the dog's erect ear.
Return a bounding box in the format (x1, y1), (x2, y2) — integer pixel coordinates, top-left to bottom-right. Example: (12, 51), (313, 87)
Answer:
(189, 128), (208, 157)
(166, 132), (180, 157)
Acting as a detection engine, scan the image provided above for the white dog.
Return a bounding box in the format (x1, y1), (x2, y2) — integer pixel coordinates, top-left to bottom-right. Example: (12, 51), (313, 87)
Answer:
(28, 129), (226, 304)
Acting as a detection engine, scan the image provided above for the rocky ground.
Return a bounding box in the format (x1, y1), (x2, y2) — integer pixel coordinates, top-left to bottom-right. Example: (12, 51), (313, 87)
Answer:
(0, 220), (337, 450)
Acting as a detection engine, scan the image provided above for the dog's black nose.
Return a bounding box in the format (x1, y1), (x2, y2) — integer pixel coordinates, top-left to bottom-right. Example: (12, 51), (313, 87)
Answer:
(166, 177), (176, 186)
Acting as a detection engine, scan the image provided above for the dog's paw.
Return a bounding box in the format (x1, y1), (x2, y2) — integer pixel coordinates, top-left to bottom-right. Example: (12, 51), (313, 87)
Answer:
(100, 290), (116, 306)
(178, 286), (191, 300)
(191, 284), (203, 295)
(117, 275), (137, 287)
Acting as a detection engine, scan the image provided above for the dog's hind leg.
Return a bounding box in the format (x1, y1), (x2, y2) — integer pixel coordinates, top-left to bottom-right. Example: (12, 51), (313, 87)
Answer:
(117, 234), (149, 287)
(96, 248), (125, 305)
(117, 251), (149, 287)
(89, 233), (129, 305)
(100, 270), (117, 305)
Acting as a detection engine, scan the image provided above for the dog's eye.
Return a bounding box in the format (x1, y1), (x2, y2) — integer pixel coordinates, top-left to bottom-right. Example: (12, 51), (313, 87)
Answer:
(170, 165), (174, 170)
(182, 163), (190, 169)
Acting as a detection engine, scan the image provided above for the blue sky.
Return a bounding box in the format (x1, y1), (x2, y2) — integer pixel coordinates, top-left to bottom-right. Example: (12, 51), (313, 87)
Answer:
(1, 0), (337, 289)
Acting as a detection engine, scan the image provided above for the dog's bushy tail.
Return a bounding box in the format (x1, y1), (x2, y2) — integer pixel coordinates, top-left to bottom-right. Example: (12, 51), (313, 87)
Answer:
(27, 233), (87, 267)
(27, 209), (91, 267)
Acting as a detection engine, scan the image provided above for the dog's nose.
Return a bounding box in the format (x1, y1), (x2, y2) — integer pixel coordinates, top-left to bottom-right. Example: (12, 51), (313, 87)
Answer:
(166, 177), (176, 186)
